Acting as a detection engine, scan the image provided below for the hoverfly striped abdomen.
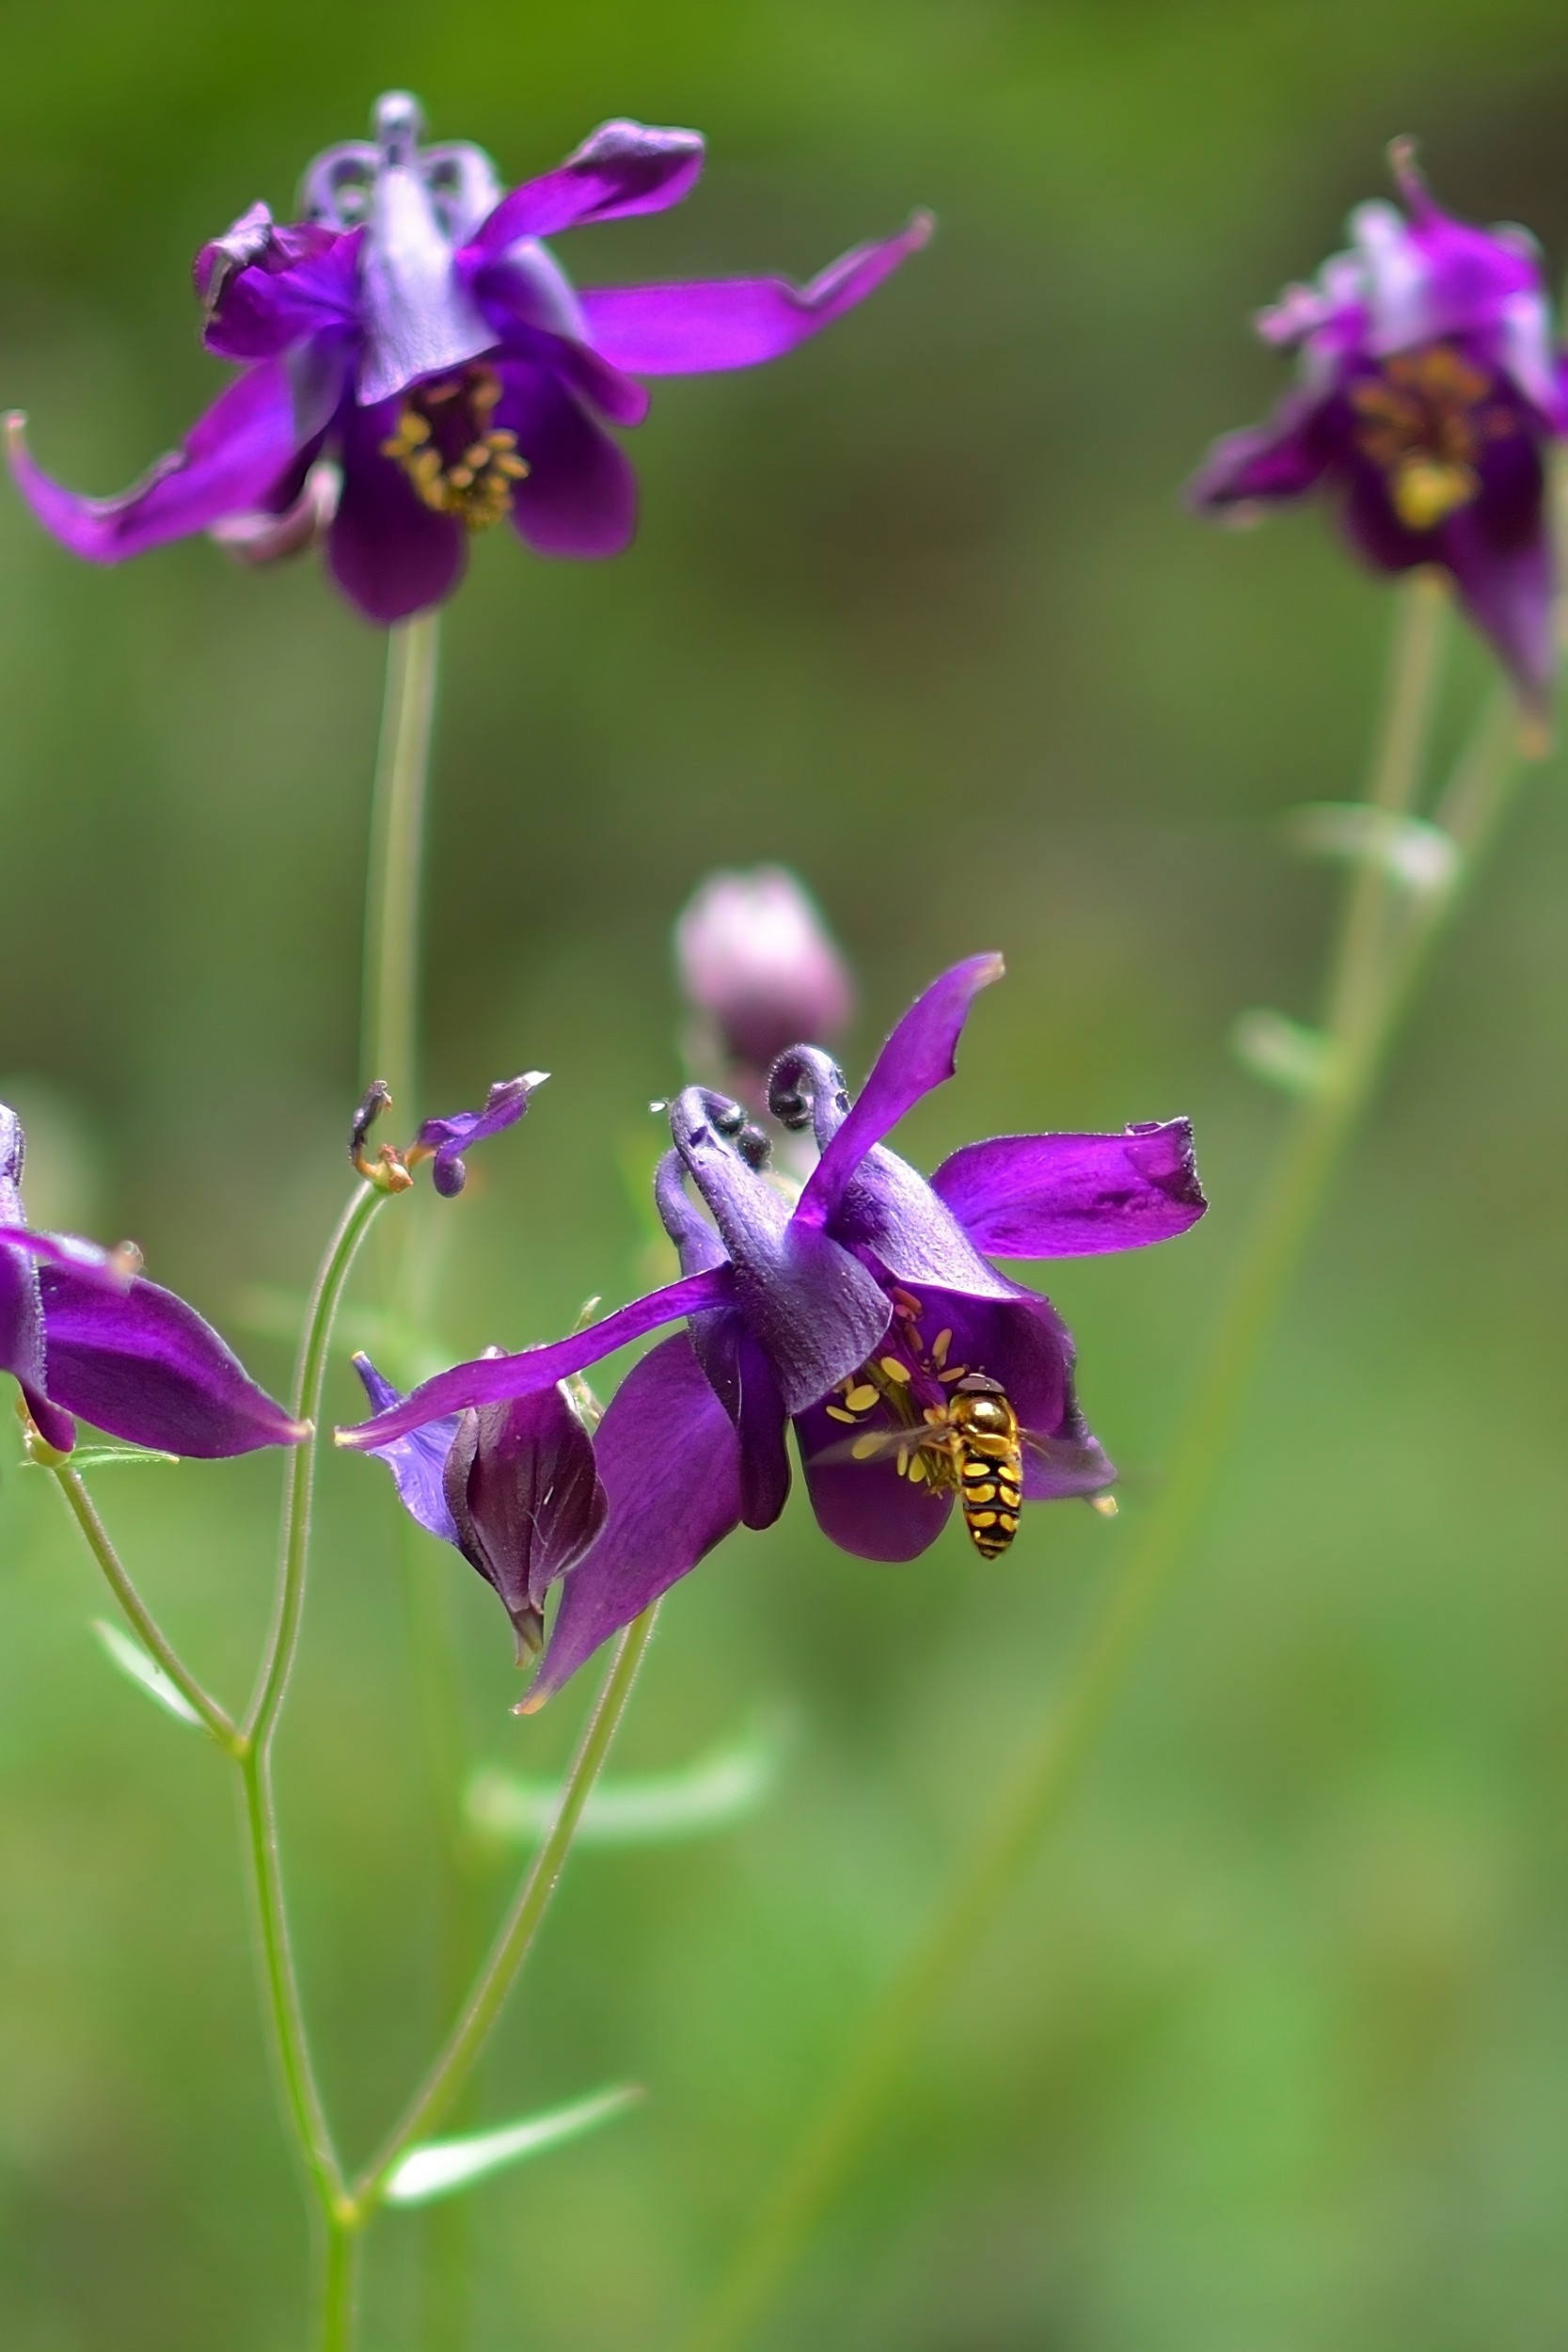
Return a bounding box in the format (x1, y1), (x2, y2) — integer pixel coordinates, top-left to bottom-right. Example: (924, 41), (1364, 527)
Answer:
(948, 1375), (1023, 1558)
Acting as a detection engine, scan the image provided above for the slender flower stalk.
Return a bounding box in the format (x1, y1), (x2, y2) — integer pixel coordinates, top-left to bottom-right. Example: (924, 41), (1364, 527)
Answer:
(350, 1601), (660, 2209)
(47, 1463), (240, 1750)
(317, 2223), (363, 2352)
(236, 1179), (388, 2310)
(363, 612), (440, 1109)
(678, 580), (1532, 2352)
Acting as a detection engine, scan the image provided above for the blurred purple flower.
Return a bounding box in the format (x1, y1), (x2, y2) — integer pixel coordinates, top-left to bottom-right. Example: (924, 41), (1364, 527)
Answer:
(341, 958), (1207, 1703)
(7, 95), (931, 626)
(1190, 140), (1565, 714)
(676, 866), (853, 1098)
(0, 1103), (305, 1459)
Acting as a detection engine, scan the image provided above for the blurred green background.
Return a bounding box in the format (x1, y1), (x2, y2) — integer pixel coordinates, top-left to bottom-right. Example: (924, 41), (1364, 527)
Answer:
(2, 1), (1566, 2345)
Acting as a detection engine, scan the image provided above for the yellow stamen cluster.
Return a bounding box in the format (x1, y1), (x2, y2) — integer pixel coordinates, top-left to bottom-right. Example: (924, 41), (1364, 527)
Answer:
(1350, 341), (1513, 532)
(823, 1292), (974, 1485)
(381, 366), (529, 531)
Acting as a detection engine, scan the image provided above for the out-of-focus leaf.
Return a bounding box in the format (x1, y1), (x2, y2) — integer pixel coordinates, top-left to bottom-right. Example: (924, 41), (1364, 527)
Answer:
(231, 1289), (451, 1388)
(1287, 802), (1460, 897)
(90, 1619), (202, 1727)
(1232, 1009), (1339, 1098)
(381, 2085), (641, 2207)
(465, 1708), (790, 1849)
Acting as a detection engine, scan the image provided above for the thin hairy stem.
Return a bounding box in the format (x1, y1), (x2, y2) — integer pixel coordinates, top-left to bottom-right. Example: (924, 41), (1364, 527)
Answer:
(681, 625), (1528, 2352)
(348, 1603), (660, 2215)
(362, 612), (440, 1110)
(50, 1465), (239, 1750)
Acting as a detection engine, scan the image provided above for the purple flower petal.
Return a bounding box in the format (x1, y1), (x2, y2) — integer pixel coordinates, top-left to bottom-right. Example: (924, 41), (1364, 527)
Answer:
(8, 363), (300, 562)
(910, 1286), (1113, 1498)
(338, 1263), (738, 1448)
(578, 213), (933, 375)
(671, 1089), (892, 1416)
(444, 1384), (608, 1632)
(930, 1120), (1207, 1257)
(199, 212), (362, 362)
(414, 1073), (545, 1198)
(795, 1392), (953, 1562)
(37, 1262), (307, 1458)
(823, 1139), (1017, 1300)
(1338, 421), (1555, 712)
(794, 954), (1005, 1232)
(358, 158), (494, 407)
(352, 1354), (461, 1546)
(690, 1299), (792, 1531)
(0, 1226), (119, 1279)
(0, 1241), (47, 1405)
(0, 1104), (23, 1213)
(470, 121), (705, 251)
(1354, 155), (1544, 357)
(525, 1332), (741, 1708)
(499, 365), (638, 559)
(1187, 395), (1331, 510)
(327, 396), (467, 622)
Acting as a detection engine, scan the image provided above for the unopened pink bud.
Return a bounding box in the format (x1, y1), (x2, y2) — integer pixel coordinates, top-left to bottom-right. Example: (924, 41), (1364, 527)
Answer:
(675, 866), (854, 1082)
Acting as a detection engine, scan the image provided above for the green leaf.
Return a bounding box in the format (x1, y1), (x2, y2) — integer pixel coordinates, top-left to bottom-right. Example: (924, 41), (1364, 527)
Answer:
(382, 2085), (641, 2207)
(90, 1619), (202, 1728)
(466, 1708), (789, 1849)
(1231, 1009), (1339, 1099)
(1286, 801), (1459, 898)
(22, 1444), (180, 1471)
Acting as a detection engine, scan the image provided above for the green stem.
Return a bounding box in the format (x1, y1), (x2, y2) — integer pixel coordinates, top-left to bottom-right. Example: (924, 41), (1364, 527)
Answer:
(362, 612), (440, 1110)
(348, 1603), (660, 2215)
(1323, 568), (1449, 1043)
(240, 1745), (344, 2209)
(50, 1466), (239, 1750)
(316, 2218), (363, 2352)
(245, 1184), (386, 1747)
(680, 612), (1527, 2352)
(237, 1182), (387, 2244)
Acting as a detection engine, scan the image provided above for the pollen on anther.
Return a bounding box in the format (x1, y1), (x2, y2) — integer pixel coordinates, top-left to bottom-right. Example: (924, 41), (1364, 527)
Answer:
(879, 1357), (911, 1384)
(845, 1383), (879, 1412)
(931, 1328), (952, 1366)
(825, 1405), (857, 1424)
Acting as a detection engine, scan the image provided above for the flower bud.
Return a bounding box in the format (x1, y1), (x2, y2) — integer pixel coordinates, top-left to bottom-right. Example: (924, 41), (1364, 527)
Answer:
(675, 866), (853, 1096)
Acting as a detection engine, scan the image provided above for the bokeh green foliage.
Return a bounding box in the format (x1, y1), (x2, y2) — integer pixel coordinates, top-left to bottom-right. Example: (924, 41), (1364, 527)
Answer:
(1, 1), (1566, 2345)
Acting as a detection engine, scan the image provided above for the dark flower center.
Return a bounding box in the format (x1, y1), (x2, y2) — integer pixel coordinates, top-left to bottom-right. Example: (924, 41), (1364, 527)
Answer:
(1349, 341), (1518, 531)
(381, 364), (529, 530)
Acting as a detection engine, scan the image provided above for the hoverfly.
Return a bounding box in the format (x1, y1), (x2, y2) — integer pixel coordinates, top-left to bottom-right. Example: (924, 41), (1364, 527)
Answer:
(814, 1368), (1110, 1560)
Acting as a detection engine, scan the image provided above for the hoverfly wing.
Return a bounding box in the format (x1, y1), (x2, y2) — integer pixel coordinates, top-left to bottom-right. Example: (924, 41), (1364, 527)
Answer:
(806, 1423), (938, 1469)
(1017, 1429), (1115, 1486)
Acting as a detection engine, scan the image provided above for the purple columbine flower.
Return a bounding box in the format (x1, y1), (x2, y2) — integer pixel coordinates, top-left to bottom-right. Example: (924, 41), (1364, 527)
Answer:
(675, 865), (854, 1104)
(341, 957), (1207, 1704)
(7, 95), (931, 626)
(0, 1102), (305, 1458)
(1190, 140), (1565, 715)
